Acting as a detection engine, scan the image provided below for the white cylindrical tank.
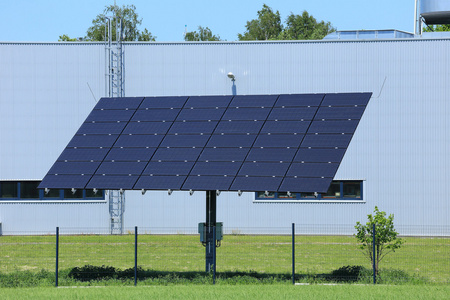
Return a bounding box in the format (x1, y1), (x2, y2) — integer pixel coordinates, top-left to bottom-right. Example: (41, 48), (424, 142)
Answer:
(421, 0), (450, 24)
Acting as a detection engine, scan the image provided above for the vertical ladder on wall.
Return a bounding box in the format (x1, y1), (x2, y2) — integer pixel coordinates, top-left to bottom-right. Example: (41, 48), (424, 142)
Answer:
(105, 15), (126, 234)
(109, 190), (125, 234)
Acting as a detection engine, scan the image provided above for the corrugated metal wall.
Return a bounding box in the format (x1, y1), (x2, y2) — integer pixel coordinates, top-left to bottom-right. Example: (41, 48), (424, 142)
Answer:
(0, 39), (449, 234)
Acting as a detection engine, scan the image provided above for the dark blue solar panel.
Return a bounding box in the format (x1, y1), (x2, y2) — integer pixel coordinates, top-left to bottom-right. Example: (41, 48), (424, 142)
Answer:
(261, 121), (309, 134)
(57, 148), (109, 161)
(134, 175), (186, 190)
(160, 134), (210, 148)
(182, 176), (234, 191)
(238, 162), (290, 177)
(190, 161), (241, 176)
(131, 108), (180, 121)
(315, 107), (365, 120)
(308, 120), (359, 133)
(96, 161), (147, 175)
(229, 95), (278, 108)
(287, 162), (339, 178)
(275, 94), (324, 107)
(246, 148), (297, 162)
(77, 122), (127, 135)
(268, 107), (318, 120)
(86, 175), (139, 189)
(86, 110), (135, 122)
(231, 176), (283, 191)
(321, 93), (371, 106)
(140, 96), (188, 109)
(105, 147), (156, 161)
(177, 108), (225, 121)
(93, 97), (144, 110)
(67, 135), (118, 148)
(185, 95), (232, 108)
(49, 161), (100, 174)
(40, 93), (371, 191)
(143, 161), (194, 175)
(123, 122), (171, 134)
(206, 134), (256, 148)
(114, 134), (164, 148)
(215, 120), (264, 134)
(294, 148), (346, 163)
(199, 147), (250, 162)
(253, 134), (304, 148)
(168, 121), (218, 134)
(152, 147), (202, 161)
(222, 108), (271, 121)
(279, 177), (332, 193)
(39, 174), (92, 189)
(301, 134), (352, 148)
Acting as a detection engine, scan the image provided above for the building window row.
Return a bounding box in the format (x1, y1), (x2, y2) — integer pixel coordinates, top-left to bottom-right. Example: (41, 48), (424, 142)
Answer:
(0, 181), (104, 201)
(254, 181), (363, 201)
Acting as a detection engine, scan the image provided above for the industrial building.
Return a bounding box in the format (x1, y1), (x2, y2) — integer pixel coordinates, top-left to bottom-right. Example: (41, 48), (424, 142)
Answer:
(1, 2), (449, 236)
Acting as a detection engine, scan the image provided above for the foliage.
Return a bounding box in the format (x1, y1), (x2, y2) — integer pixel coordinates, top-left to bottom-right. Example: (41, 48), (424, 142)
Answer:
(58, 34), (78, 42)
(238, 4), (334, 41)
(423, 24), (450, 32)
(355, 206), (403, 275)
(280, 11), (335, 40)
(68, 265), (117, 281)
(185, 26), (221, 41)
(61, 4), (155, 42)
(329, 265), (370, 282)
(238, 4), (283, 40)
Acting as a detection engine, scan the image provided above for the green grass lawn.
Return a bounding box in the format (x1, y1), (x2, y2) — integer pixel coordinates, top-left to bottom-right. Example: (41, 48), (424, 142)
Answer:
(1, 285), (450, 300)
(0, 234), (448, 285)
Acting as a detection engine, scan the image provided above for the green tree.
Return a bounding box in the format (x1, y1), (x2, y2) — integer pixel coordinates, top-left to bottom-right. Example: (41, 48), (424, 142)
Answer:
(58, 34), (78, 42)
(238, 4), (283, 40)
(185, 26), (221, 41)
(60, 4), (155, 41)
(355, 207), (403, 275)
(280, 10), (335, 40)
(423, 24), (450, 32)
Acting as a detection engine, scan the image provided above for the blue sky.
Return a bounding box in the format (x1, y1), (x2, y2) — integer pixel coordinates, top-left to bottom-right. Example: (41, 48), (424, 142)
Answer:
(1, 0), (415, 41)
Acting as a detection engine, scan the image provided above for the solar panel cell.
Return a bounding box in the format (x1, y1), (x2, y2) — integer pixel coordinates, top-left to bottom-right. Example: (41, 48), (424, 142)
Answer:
(96, 161), (147, 175)
(140, 96), (188, 109)
(301, 134), (353, 148)
(67, 134), (118, 148)
(190, 161), (241, 176)
(131, 109), (180, 121)
(199, 147), (250, 162)
(77, 122), (127, 135)
(268, 107), (318, 120)
(287, 162), (340, 178)
(253, 134), (304, 148)
(86, 110), (135, 122)
(321, 93), (371, 106)
(238, 162), (290, 177)
(123, 122), (171, 134)
(229, 95), (278, 108)
(261, 121), (309, 134)
(231, 176), (283, 191)
(93, 97), (144, 110)
(134, 175), (186, 190)
(176, 108), (225, 121)
(222, 107), (271, 120)
(275, 94), (324, 107)
(308, 120), (359, 133)
(152, 147), (202, 161)
(294, 148), (346, 163)
(168, 121), (218, 134)
(49, 161), (100, 175)
(206, 134), (257, 148)
(105, 147), (156, 161)
(57, 148), (109, 161)
(315, 107), (365, 120)
(39, 174), (91, 189)
(160, 134), (210, 148)
(215, 120), (264, 134)
(182, 176), (234, 191)
(86, 175), (139, 189)
(246, 148), (297, 162)
(114, 134), (164, 148)
(144, 161), (194, 175)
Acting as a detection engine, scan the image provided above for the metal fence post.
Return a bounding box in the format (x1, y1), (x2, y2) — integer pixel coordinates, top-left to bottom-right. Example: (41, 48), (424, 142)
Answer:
(213, 226), (216, 285)
(55, 227), (59, 287)
(373, 223), (376, 284)
(292, 223), (295, 285)
(135, 226), (138, 286)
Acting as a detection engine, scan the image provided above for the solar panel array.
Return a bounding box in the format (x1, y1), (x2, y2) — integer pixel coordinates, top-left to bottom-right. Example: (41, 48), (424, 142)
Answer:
(39, 93), (371, 193)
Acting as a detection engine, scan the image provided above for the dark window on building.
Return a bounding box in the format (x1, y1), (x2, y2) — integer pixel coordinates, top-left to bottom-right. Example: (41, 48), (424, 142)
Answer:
(0, 182), (18, 198)
(20, 181), (40, 199)
(64, 189), (84, 199)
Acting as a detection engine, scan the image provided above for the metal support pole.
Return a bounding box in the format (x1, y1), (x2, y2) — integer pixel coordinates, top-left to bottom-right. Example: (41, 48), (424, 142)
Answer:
(55, 227), (59, 287)
(205, 190), (217, 272)
(134, 226), (138, 286)
(292, 223), (295, 285)
(213, 226), (216, 284)
(373, 223), (376, 284)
